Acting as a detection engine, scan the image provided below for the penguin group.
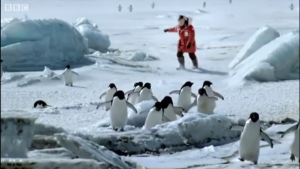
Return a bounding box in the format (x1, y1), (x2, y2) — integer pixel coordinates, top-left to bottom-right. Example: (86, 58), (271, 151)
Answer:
(96, 80), (224, 131)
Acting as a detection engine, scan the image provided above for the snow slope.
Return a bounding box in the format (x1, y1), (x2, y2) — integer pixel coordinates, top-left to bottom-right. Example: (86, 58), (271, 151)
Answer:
(1, 0), (299, 168)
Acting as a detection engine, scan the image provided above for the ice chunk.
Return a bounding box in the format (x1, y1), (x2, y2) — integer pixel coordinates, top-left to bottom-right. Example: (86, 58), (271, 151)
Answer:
(42, 66), (55, 78)
(73, 114), (240, 155)
(229, 26), (280, 69)
(128, 51), (159, 61)
(75, 18), (110, 52)
(1, 18), (91, 71)
(56, 134), (136, 169)
(230, 31), (299, 84)
(1, 116), (36, 158)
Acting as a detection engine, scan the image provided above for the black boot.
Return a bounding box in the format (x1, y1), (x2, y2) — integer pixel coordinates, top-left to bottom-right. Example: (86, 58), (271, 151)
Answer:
(177, 57), (185, 70)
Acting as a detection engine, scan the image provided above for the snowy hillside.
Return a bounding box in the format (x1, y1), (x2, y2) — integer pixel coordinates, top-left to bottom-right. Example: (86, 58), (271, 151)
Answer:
(1, 0), (299, 168)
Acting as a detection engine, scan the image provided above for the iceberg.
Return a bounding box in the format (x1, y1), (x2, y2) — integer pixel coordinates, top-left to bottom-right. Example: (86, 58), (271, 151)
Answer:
(75, 18), (111, 53)
(229, 31), (299, 84)
(229, 26), (280, 69)
(1, 18), (92, 71)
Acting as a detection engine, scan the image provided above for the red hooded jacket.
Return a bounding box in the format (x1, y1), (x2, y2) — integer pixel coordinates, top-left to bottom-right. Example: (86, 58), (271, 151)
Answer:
(166, 24), (196, 53)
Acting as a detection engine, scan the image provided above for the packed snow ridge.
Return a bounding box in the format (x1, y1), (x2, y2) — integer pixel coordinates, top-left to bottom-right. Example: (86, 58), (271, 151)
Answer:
(229, 26), (299, 84)
(1, 111), (241, 169)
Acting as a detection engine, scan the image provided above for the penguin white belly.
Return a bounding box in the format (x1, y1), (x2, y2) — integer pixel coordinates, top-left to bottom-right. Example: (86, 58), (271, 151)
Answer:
(197, 97), (216, 114)
(291, 127), (299, 158)
(163, 105), (177, 122)
(129, 87), (141, 104)
(110, 99), (128, 129)
(105, 89), (116, 110)
(177, 92), (191, 111)
(63, 71), (73, 85)
(143, 109), (163, 129)
(239, 122), (260, 162)
(138, 90), (152, 103)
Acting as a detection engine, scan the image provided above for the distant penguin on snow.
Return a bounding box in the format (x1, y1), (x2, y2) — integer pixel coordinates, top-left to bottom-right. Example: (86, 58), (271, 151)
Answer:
(143, 102), (164, 129)
(278, 120), (299, 162)
(127, 82), (158, 103)
(61, 65), (79, 86)
(125, 81), (143, 105)
(230, 112), (274, 164)
(160, 96), (185, 122)
(169, 81), (197, 111)
(33, 100), (51, 108)
(186, 88), (218, 114)
(96, 90), (137, 131)
(99, 83), (117, 111)
(202, 81), (224, 100)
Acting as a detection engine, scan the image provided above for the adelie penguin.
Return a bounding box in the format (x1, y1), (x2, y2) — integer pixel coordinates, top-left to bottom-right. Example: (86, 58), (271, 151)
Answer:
(202, 81), (224, 100)
(185, 88), (218, 114)
(169, 81), (197, 111)
(278, 120), (299, 163)
(126, 82), (158, 103)
(61, 65), (79, 86)
(143, 101), (164, 129)
(96, 90), (137, 131)
(99, 83), (117, 111)
(125, 81), (143, 105)
(160, 96), (185, 122)
(230, 112), (274, 165)
(33, 100), (51, 108)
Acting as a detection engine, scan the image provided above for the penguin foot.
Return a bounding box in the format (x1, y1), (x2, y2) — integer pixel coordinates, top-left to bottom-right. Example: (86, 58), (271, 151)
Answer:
(70, 84), (73, 86)
(119, 128), (124, 132)
(238, 158), (244, 162)
(113, 128), (118, 131)
(253, 161), (257, 165)
(290, 154), (295, 161)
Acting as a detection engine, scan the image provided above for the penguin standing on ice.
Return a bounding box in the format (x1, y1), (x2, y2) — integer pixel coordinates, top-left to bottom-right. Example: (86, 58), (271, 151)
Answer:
(169, 81), (197, 111)
(61, 65), (79, 86)
(230, 112), (274, 165)
(99, 83), (117, 111)
(33, 100), (51, 108)
(125, 81), (143, 105)
(185, 88), (218, 114)
(143, 102), (163, 129)
(160, 96), (185, 122)
(128, 5), (133, 12)
(202, 81), (224, 100)
(96, 90), (137, 131)
(127, 82), (158, 103)
(278, 120), (299, 162)
(118, 4), (122, 12)
(151, 2), (155, 9)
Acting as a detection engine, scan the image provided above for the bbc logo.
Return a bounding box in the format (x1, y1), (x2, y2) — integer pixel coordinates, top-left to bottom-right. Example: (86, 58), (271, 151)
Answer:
(4, 4), (29, 12)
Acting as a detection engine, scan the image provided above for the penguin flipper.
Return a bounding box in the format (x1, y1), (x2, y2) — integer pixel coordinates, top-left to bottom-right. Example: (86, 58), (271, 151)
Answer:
(72, 71), (79, 76)
(191, 92), (197, 99)
(260, 129), (274, 148)
(151, 96), (159, 102)
(213, 91), (224, 100)
(208, 96), (218, 101)
(96, 101), (111, 109)
(169, 90), (180, 95)
(126, 101), (137, 113)
(278, 122), (299, 138)
(99, 92), (107, 99)
(173, 106), (185, 116)
(125, 89), (134, 95)
(185, 99), (197, 112)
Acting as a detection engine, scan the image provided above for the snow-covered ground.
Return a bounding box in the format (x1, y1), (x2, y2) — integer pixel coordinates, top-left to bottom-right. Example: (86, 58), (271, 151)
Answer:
(1, 0), (299, 168)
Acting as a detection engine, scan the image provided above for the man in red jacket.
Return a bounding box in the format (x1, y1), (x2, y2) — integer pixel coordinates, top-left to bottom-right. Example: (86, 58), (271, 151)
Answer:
(164, 15), (198, 70)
